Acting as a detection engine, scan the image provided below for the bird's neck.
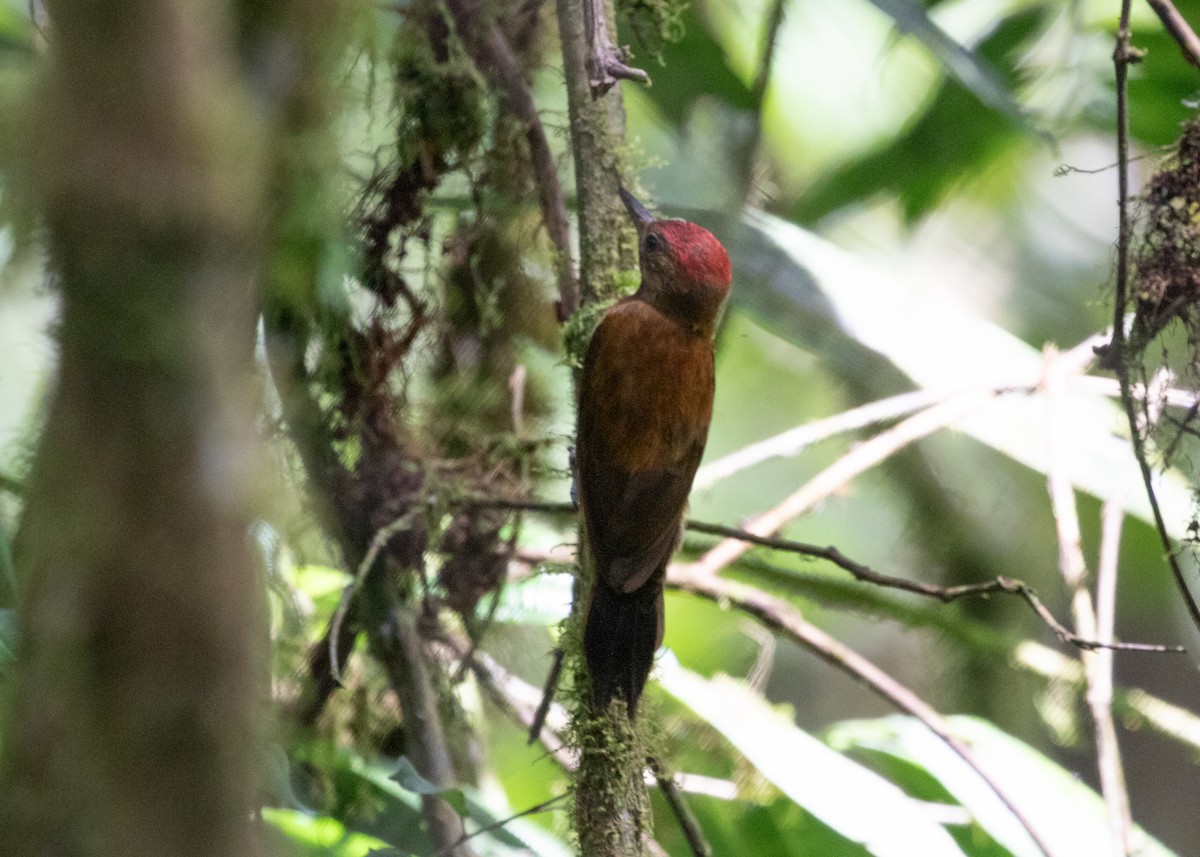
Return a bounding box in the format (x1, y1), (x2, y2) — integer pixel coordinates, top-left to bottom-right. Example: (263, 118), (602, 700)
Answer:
(637, 285), (720, 339)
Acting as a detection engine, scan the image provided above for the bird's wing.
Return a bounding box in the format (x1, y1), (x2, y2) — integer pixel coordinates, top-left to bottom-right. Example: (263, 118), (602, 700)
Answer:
(577, 302), (713, 594)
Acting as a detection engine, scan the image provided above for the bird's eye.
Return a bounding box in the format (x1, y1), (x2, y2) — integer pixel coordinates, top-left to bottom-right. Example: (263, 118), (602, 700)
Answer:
(643, 233), (664, 254)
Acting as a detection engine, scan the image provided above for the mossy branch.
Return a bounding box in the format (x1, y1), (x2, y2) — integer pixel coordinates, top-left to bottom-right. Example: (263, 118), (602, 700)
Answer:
(556, 0), (651, 852)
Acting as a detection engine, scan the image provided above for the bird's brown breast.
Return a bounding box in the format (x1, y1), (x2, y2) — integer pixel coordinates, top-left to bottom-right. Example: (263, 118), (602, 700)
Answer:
(576, 298), (715, 594)
(580, 300), (714, 473)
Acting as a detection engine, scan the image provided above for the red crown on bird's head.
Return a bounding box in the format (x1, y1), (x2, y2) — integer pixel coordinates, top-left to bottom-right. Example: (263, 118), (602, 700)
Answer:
(654, 220), (732, 290)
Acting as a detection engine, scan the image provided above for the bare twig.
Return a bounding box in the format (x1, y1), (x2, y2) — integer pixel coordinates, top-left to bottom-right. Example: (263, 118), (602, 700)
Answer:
(443, 637), (577, 769)
(649, 759), (712, 857)
(1071, 374), (1200, 410)
(1104, 1), (1200, 635)
(583, 0), (649, 96)
(1145, 0), (1200, 67)
(1044, 345), (1132, 857)
(684, 519), (1180, 654)
(460, 495), (1180, 652)
(1096, 499), (1134, 854)
(741, 0), (787, 206)
(436, 794), (570, 857)
(693, 387), (977, 491)
(695, 329), (1129, 493)
(528, 646), (566, 745)
(667, 565), (1057, 857)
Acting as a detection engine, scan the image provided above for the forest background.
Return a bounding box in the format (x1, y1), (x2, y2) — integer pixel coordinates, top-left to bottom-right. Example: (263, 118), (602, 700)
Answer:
(4, 0), (1200, 855)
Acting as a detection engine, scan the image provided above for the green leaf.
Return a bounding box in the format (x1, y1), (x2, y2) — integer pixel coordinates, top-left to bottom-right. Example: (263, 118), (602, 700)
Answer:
(292, 745), (572, 856)
(792, 8), (1042, 222)
(0, 5), (33, 55)
(657, 656), (969, 856)
(864, 0), (1031, 124)
(390, 757), (467, 818)
(826, 715), (1176, 857)
(263, 808), (396, 857)
(653, 791), (875, 857)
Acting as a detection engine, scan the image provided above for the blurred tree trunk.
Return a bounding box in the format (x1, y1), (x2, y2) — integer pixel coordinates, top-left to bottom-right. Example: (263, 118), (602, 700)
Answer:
(0, 2), (267, 857)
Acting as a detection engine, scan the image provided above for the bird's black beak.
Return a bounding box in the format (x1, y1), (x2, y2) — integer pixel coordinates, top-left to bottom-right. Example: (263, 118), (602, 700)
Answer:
(618, 187), (654, 233)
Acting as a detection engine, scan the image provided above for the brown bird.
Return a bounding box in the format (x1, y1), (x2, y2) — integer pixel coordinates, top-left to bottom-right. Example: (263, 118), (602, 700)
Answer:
(576, 188), (732, 714)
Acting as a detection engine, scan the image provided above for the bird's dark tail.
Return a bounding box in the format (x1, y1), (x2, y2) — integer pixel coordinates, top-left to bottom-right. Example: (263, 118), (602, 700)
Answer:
(583, 574), (664, 715)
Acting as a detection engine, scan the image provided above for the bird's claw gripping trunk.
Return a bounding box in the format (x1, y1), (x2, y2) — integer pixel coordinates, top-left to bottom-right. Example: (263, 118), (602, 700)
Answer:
(583, 573), (664, 714)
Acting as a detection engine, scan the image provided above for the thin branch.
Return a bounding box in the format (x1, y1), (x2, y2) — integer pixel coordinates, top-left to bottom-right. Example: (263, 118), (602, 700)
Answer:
(1104, 2), (1200, 635)
(528, 646), (566, 745)
(1071, 374), (1200, 410)
(1096, 499), (1134, 854)
(667, 565), (1057, 857)
(442, 0), (580, 316)
(649, 759), (712, 857)
(463, 497), (574, 515)
(583, 0), (649, 96)
(741, 0), (787, 206)
(684, 519), (1180, 654)
(437, 794), (571, 857)
(1044, 345), (1131, 857)
(1144, 0), (1200, 67)
(693, 387), (973, 491)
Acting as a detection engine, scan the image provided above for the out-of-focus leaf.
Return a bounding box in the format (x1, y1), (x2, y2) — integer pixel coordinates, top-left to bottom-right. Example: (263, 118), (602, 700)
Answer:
(657, 656), (970, 857)
(792, 8), (1042, 223)
(864, 0), (1031, 124)
(700, 206), (1194, 537)
(623, 1), (755, 128)
(265, 742), (309, 811)
(826, 715), (1176, 857)
(390, 757), (467, 817)
(288, 746), (430, 853)
(0, 511), (14, 603)
(295, 745), (572, 856)
(292, 563), (352, 617)
(0, 607), (15, 672)
(263, 808), (394, 857)
(0, 5), (33, 55)
(652, 791), (875, 857)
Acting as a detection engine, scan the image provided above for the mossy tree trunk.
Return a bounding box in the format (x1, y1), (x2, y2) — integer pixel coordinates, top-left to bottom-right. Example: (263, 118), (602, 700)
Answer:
(0, 2), (269, 856)
(555, 0), (649, 854)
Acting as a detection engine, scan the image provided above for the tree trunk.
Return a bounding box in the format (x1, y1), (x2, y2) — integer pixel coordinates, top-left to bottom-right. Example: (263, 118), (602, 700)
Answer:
(0, 3), (268, 856)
